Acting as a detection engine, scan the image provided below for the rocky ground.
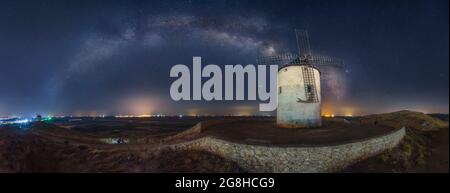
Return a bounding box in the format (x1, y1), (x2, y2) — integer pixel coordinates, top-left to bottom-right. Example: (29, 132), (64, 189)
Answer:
(0, 111), (448, 173)
(0, 127), (244, 172)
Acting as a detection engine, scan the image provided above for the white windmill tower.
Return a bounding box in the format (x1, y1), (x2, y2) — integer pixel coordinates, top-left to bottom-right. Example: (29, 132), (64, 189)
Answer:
(258, 29), (345, 128)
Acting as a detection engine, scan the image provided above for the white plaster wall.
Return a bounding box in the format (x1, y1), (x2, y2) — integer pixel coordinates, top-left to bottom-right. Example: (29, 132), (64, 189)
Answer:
(277, 65), (322, 128)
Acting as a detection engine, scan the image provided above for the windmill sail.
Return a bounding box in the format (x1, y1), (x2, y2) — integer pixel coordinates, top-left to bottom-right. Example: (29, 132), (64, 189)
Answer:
(257, 29), (347, 103)
(256, 29), (345, 75)
(310, 55), (344, 69)
(295, 29), (312, 57)
(301, 66), (320, 103)
(257, 53), (298, 67)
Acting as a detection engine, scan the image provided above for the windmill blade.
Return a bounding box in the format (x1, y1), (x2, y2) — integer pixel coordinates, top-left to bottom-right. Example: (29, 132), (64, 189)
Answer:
(257, 53), (300, 67)
(311, 55), (347, 100)
(295, 29), (312, 57)
(310, 55), (345, 69)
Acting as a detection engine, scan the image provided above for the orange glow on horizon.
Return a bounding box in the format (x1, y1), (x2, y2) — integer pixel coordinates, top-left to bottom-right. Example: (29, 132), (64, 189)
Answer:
(118, 95), (162, 116)
(321, 102), (358, 117)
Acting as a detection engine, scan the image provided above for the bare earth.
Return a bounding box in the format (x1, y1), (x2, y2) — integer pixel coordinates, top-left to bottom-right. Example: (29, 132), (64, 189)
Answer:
(0, 111), (448, 172)
(198, 118), (396, 146)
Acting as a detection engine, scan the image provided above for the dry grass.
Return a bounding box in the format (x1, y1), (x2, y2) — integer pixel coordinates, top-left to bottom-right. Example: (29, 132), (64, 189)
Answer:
(359, 110), (448, 131)
(347, 111), (448, 172)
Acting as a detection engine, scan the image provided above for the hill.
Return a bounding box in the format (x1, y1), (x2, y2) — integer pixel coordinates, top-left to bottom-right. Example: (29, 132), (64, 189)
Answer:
(358, 110), (448, 131)
(346, 111), (449, 172)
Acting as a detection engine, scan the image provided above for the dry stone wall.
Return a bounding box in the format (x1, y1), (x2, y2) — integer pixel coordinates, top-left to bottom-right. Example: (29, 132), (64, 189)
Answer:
(167, 127), (406, 172)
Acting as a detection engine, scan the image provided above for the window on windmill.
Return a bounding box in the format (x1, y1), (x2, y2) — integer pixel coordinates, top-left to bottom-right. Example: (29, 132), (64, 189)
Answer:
(307, 85), (313, 93)
(279, 86), (282, 94)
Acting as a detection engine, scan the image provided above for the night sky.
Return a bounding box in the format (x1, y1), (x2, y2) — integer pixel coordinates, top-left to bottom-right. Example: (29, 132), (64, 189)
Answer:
(0, 0), (448, 117)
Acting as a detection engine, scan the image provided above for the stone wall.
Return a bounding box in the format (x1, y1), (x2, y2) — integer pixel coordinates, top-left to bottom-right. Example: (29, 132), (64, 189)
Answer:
(167, 127), (406, 172)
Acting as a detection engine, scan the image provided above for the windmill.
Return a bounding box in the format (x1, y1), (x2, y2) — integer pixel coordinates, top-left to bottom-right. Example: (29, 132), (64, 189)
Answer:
(257, 29), (345, 128)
